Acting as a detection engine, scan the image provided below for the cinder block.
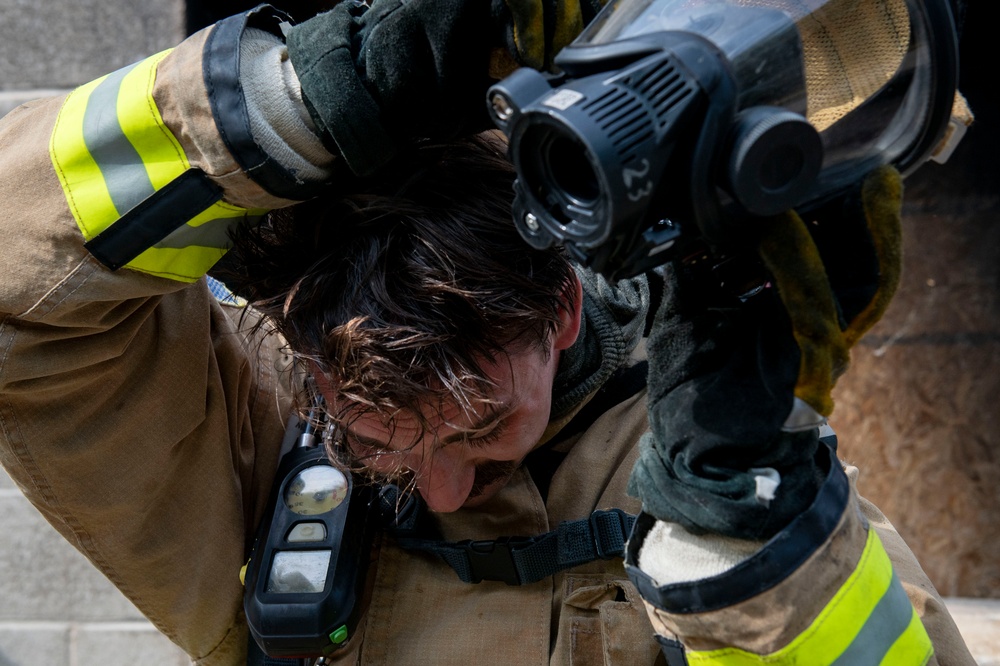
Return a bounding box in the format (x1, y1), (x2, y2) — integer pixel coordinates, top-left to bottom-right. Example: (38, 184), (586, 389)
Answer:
(0, 623), (70, 665)
(0, 0), (184, 91)
(0, 494), (144, 622)
(75, 623), (191, 666)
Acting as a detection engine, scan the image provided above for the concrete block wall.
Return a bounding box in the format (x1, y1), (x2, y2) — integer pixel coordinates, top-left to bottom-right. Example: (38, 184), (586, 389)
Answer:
(1, 4), (191, 663)
(0, 0), (184, 116)
(1, 0), (998, 664)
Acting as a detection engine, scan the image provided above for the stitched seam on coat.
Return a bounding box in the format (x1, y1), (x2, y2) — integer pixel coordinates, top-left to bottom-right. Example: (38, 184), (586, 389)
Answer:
(570, 618), (600, 666)
(192, 611), (243, 663)
(18, 255), (95, 320)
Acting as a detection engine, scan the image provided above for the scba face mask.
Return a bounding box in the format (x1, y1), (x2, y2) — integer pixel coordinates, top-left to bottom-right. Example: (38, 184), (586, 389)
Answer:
(488, 0), (962, 279)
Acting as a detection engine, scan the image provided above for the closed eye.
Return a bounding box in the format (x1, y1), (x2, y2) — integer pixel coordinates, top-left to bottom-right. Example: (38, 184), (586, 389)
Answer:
(465, 420), (507, 449)
(439, 400), (517, 451)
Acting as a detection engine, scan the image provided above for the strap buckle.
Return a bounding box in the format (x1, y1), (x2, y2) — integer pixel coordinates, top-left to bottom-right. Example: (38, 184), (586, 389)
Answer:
(460, 536), (537, 585)
(589, 508), (632, 559)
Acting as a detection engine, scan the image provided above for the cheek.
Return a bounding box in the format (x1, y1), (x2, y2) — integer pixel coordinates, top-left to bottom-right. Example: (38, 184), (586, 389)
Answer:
(494, 405), (552, 460)
(521, 379), (555, 436)
(417, 455), (477, 513)
(513, 363), (556, 446)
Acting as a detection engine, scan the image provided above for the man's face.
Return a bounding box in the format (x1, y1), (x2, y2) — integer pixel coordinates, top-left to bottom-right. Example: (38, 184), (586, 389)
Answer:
(342, 345), (560, 512)
(318, 275), (583, 513)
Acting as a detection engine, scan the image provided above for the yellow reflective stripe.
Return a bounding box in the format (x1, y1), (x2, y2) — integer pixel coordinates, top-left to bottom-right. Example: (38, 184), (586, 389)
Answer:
(51, 50), (175, 239)
(116, 52), (189, 190)
(51, 50), (264, 282)
(504, 0), (545, 69)
(686, 529), (931, 666)
(551, 0), (583, 62)
(127, 202), (268, 283)
(50, 74), (119, 240)
(882, 610), (934, 665)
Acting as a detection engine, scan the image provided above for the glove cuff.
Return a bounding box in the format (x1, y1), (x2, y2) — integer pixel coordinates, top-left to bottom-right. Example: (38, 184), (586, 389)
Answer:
(626, 446), (933, 662)
(626, 442), (848, 614)
(239, 28), (335, 185)
(636, 520), (766, 587)
(204, 6), (331, 199)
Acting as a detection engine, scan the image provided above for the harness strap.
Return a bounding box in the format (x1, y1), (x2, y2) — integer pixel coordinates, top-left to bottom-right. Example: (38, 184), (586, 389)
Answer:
(392, 508), (636, 585)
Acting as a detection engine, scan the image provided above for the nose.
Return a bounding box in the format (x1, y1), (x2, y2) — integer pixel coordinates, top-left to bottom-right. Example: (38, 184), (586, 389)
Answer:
(411, 445), (476, 513)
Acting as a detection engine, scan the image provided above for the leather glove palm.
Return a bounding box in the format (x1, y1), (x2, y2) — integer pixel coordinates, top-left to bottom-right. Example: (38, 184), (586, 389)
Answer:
(286, 0), (605, 176)
(628, 166), (903, 539)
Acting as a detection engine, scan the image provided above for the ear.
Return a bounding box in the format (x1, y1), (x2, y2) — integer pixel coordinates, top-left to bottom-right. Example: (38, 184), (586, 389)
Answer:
(552, 272), (584, 351)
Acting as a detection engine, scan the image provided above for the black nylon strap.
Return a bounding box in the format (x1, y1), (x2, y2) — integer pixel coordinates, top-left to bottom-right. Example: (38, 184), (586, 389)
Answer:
(655, 636), (690, 666)
(394, 508), (635, 585)
(84, 167), (223, 271)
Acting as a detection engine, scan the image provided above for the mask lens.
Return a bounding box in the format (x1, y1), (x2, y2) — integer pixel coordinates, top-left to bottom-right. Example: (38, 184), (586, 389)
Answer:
(576, 0), (957, 196)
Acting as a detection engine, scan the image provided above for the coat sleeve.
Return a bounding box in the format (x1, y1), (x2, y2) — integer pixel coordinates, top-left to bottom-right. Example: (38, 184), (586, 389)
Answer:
(625, 447), (977, 665)
(0, 9), (315, 664)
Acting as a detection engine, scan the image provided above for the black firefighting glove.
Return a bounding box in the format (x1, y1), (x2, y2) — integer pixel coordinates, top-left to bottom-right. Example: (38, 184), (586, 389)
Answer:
(628, 166), (903, 539)
(285, 0), (606, 177)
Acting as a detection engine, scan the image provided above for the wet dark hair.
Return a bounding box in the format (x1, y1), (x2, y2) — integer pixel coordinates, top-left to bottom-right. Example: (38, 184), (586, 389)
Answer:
(222, 132), (576, 451)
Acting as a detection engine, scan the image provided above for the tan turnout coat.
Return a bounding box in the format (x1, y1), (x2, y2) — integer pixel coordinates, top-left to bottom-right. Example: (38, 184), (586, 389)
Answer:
(0, 17), (975, 666)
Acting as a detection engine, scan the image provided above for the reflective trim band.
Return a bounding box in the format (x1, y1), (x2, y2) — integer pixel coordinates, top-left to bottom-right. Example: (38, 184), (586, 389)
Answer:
(51, 51), (181, 237)
(84, 64), (157, 215)
(50, 50), (266, 282)
(685, 529), (933, 666)
(88, 198), (266, 282)
(829, 571), (923, 665)
(881, 608), (938, 665)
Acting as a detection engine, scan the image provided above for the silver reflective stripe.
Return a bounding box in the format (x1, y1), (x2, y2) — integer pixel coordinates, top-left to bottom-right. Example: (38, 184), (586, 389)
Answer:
(82, 63), (155, 217)
(830, 573), (916, 666)
(152, 215), (263, 250)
